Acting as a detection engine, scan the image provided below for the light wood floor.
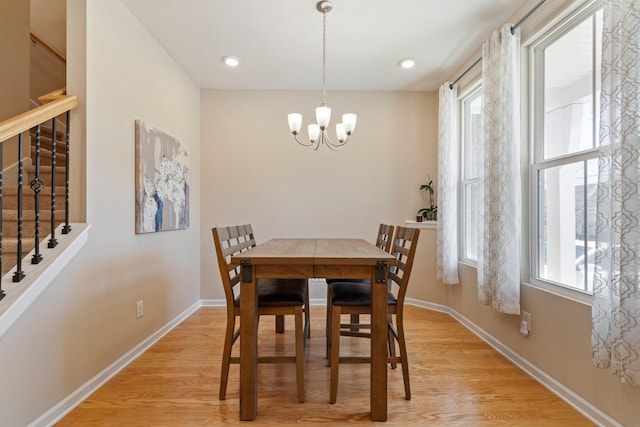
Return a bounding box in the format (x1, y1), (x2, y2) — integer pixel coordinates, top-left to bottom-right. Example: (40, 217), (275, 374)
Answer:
(56, 305), (593, 426)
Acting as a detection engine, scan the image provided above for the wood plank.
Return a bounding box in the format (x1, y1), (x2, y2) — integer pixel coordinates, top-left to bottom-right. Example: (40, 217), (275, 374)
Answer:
(314, 239), (396, 266)
(254, 264), (314, 279)
(232, 238), (317, 265)
(56, 306), (593, 426)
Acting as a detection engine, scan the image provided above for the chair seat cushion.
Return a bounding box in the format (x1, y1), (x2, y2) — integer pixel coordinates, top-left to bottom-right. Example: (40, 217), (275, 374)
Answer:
(234, 278), (307, 307)
(328, 282), (396, 306)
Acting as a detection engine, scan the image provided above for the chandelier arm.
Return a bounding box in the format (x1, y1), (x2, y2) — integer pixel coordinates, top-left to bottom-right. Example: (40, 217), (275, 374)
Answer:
(293, 133), (314, 147)
(323, 132), (348, 149)
(320, 131), (343, 151)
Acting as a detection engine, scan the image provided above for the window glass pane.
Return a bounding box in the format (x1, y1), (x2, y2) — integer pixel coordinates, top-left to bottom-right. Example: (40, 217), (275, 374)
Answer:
(538, 161), (597, 291)
(461, 88), (482, 262)
(543, 15), (595, 158)
(464, 180), (481, 260)
(467, 95), (483, 179)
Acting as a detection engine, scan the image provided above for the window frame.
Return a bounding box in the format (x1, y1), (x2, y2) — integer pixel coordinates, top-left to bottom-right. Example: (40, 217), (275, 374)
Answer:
(458, 82), (483, 265)
(527, 0), (603, 299)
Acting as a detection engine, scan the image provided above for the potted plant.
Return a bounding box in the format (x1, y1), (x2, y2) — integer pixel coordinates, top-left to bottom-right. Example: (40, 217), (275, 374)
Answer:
(417, 177), (437, 221)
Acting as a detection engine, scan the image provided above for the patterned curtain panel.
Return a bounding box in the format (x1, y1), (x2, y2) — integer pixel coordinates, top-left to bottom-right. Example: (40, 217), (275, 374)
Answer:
(592, 0), (640, 387)
(477, 24), (521, 315)
(437, 83), (459, 285)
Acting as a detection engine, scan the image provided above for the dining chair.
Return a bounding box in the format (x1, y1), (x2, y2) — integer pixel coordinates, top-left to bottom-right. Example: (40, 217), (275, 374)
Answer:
(327, 225), (420, 403)
(212, 225), (310, 403)
(325, 223), (394, 359)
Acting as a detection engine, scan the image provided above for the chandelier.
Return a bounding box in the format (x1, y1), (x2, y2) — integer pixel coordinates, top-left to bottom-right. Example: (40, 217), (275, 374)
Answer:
(287, 1), (357, 151)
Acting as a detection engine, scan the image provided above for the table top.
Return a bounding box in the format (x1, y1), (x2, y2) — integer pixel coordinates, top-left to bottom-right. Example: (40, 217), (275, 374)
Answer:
(231, 238), (397, 266)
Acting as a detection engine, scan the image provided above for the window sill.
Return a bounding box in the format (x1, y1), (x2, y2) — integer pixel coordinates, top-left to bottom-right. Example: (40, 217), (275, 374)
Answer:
(404, 220), (437, 229)
(457, 261), (592, 306)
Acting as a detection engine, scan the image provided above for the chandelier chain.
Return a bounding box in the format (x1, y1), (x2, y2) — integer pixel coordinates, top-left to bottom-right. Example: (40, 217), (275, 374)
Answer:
(322, 9), (327, 106)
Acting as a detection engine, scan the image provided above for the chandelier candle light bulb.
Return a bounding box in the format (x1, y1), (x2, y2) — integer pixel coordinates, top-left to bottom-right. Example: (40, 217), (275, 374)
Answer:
(287, 1), (357, 150)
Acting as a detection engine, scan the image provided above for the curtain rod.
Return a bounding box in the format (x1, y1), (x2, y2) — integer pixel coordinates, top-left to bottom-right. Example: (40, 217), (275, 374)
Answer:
(449, 0), (548, 89)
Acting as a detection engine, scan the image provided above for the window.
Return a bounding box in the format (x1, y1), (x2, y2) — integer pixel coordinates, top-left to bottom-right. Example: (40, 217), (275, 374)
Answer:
(460, 86), (482, 262)
(530, 2), (603, 294)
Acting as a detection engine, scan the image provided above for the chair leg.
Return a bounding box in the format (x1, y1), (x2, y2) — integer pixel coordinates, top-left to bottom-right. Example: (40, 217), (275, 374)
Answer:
(329, 305), (341, 403)
(326, 288), (332, 361)
(387, 313), (397, 369)
(396, 311), (411, 400)
(295, 306), (305, 403)
(305, 281), (311, 338)
(349, 314), (360, 331)
(219, 315), (235, 400)
(276, 315), (285, 333)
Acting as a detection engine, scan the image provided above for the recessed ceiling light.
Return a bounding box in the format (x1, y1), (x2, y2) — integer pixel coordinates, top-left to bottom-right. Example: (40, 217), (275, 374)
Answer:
(222, 56), (240, 67)
(398, 58), (415, 69)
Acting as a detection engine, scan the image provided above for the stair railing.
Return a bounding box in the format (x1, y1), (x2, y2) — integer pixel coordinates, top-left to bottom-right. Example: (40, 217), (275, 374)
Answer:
(0, 90), (77, 300)
(30, 32), (66, 64)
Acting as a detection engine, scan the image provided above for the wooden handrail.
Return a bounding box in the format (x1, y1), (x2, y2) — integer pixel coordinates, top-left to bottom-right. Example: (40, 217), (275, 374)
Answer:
(30, 31), (66, 64)
(37, 88), (67, 104)
(0, 95), (78, 143)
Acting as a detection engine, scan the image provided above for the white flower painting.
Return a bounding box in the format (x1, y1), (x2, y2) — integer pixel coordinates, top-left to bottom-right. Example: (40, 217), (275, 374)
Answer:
(135, 120), (189, 233)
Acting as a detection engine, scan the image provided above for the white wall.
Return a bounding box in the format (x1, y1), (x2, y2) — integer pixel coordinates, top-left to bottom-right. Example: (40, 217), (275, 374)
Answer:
(0, 1), (201, 425)
(199, 90), (438, 300)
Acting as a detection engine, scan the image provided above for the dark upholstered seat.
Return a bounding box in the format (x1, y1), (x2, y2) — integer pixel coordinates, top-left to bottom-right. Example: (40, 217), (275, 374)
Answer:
(328, 282), (396, 306)
(233, 279), (308, 307)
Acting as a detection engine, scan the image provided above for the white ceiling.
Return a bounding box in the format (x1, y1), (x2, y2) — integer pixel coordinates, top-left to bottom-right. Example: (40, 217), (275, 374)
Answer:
(120, 0), (530, 92)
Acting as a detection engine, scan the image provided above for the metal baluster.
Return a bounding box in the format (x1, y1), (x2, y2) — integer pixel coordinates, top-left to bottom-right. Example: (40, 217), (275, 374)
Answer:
(0, 143), (4, 301)
(13, 133), (25, 282)
(48, 117), (58, 248)
(62, 111), (71, 234)
(31, 124), (43, 264)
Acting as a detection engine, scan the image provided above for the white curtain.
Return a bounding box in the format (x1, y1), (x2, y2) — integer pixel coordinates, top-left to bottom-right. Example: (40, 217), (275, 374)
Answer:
(437, 83), (459, 285)
(592, 0), (640, 387)
(477, 24), (521, 314)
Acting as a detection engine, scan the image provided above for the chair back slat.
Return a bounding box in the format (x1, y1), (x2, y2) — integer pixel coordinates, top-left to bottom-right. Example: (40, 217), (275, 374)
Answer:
(376, 223), (394, 253)
(388, 226), (420, 305)
(212, 224), (256, 309)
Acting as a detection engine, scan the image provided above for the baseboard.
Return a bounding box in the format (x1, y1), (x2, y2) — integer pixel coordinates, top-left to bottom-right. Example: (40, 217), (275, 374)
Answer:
(199, 299), (225, 307)
(30, 300), (202, 427)
(406, 298), (620, 427)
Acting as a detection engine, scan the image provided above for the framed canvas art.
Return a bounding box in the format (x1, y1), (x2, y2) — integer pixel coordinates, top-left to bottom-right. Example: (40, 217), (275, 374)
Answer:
(135, 120), (190, 233)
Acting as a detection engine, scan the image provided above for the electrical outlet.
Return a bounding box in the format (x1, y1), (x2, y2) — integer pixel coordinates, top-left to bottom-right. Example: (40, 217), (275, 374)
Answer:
(520, 311), (531, 336)
(522, 311), (531, 330)
(136, 300), (144, 318)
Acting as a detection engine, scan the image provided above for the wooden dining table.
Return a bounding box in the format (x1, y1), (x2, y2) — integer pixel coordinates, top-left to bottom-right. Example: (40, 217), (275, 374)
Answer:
(231, 238), (397, 421)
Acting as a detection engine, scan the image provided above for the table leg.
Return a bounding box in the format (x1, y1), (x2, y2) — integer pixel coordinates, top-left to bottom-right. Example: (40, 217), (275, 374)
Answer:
(370, 264), (388, 421)
(240, 265), (258, 420)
